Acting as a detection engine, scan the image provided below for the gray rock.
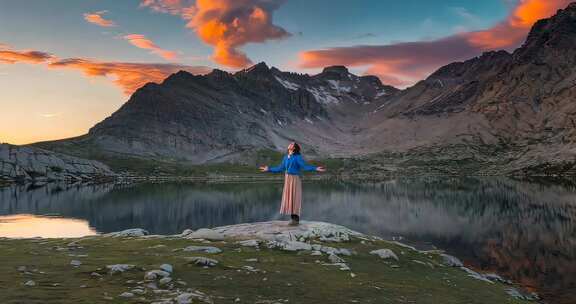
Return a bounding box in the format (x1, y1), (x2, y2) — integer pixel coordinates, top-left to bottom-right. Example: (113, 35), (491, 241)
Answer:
(184, 257), (219, 267)
(70, 260), (82, 267)
(159, 277), (172, 286)
(184, 228), (224, 241)
(328, 253), (345, 264)
(24, 280), (36, 287)
(144, 270), (171, 280)
(119, 292), (134, 298)
(105, 228), (149, 238)
(159, 264), (173, 273)
(182, 245), (222, 254)
(0, 143), (113, 183)
(106, 264), (135, 274)
(441, 254), (463, 267)
(237, 239), (260, 247)
(370, 249), (399, 261)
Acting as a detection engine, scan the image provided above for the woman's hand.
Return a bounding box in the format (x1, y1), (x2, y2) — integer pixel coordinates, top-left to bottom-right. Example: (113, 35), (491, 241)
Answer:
(316, 166), (326, 172)
(258, 166), (269, 172)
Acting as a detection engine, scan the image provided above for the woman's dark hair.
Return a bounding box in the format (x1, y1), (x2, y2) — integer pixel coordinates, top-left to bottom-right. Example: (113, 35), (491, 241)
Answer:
(291, 143), (301, 155)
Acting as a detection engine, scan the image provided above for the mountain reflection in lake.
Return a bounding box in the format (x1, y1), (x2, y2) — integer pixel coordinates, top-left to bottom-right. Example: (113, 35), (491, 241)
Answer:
(0, 178), (575, 303)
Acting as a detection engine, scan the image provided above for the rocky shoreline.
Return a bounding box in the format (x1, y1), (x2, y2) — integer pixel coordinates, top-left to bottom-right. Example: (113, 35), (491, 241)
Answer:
(0, 221), (537, 303)
(0, 144), (114, 185)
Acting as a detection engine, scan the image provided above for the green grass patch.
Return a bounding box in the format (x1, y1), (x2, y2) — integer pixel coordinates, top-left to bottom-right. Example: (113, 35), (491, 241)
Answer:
(0, 235), (531, 304)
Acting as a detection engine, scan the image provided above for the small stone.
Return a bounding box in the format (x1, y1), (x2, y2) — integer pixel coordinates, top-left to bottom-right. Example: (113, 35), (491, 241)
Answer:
(237, 239), (260, 247)
(245, 258), (258, 262)
(159, 277), (172, 286)
(159, 264), (173, 273)
(90, 272), (102, 278)
(182, 246), (222, 254)
(119, 292), (134, 298)
(17, 266), (27, 272)
(24, 280), (36, 287)
(370, 249), (399, 261)
(70, 260), (82, 267)
(184, 257), (219, 267)
(175, 292), (203, 304)
(106, 264), (135, 274)
(144, 270), (171, 280)
(328, 253), (345, 264)
(131, 289), (146, 295)
(350, 273), (356, 278)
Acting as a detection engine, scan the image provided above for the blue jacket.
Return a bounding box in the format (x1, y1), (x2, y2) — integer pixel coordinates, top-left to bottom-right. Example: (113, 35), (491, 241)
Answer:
(267, 154), (317, 175)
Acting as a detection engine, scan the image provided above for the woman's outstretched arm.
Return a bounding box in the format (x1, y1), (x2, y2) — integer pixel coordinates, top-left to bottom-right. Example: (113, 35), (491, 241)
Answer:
(259, 156), (286, 173)
(296, 155), (320, 172)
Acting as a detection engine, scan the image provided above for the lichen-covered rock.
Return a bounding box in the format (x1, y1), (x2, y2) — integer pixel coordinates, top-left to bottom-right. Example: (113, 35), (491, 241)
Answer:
(105, 228), (149, 238)
(182, 246), (222, 254)
(370, 249), (399, 261)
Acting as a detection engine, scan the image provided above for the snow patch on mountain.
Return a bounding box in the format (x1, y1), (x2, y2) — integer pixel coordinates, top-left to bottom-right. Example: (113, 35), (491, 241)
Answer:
(275, 76), (300, 91)
(307, 86), (340, 104)
(327, 80), (352, 94)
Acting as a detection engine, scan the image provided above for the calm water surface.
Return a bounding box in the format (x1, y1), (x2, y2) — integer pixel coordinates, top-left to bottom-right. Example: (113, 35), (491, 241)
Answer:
(0, 178), (575, 303)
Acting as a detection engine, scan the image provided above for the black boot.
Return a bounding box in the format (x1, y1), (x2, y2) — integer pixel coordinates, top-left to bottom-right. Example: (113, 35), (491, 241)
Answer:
(289, 214), (300, 226)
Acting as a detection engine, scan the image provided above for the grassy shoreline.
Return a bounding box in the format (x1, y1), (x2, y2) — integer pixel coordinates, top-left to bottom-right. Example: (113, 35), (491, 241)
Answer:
(0, 223), (536, 304)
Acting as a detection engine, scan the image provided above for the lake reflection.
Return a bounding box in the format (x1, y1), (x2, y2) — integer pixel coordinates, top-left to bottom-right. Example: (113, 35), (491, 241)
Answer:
(0, 178), (575, 303)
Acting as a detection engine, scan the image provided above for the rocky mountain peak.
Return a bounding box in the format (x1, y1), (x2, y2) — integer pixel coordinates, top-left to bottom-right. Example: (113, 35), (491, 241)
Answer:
(320, 65), (350, 79)
(241, 62), (270, 74)
(515, 2), (576, 63)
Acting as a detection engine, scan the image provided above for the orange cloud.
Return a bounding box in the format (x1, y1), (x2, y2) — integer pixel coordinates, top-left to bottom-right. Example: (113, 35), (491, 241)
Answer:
(0, 44), (211, 95)
(0, 49), (54, 64)
(123, 34), (179, 61)
(299, 0), (572, 88)
(467, 0), (573, 49)
(83, 11), (117, 27)
(141, 0), (290, 68)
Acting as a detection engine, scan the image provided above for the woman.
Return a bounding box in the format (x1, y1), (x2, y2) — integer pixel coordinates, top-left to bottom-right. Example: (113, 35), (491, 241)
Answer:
(259, 142), (326, 226)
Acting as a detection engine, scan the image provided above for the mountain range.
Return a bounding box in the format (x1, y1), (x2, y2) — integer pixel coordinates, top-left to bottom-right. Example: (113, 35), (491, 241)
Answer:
(33, 3), (576, 176)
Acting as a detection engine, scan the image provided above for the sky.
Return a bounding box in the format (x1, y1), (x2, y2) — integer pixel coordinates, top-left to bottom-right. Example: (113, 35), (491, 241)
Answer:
(0, 0), (572, 145)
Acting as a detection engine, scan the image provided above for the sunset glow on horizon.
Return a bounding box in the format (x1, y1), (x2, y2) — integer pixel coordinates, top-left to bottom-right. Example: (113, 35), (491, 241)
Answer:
(0, 214), (97, 238)
(0, 0), (572, 145)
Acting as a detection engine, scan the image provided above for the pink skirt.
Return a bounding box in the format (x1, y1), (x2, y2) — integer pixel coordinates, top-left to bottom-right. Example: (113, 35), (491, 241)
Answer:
(280, 174), (302, 216)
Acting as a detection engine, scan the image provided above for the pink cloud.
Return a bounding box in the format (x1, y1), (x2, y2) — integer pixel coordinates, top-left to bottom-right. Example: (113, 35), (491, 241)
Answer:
(0, 44), (211, 94)
(83, 11), (117, 27)
(299, 0), (573, 87)
(123, 34), (179, 61)
(140, 0), (290, 68)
